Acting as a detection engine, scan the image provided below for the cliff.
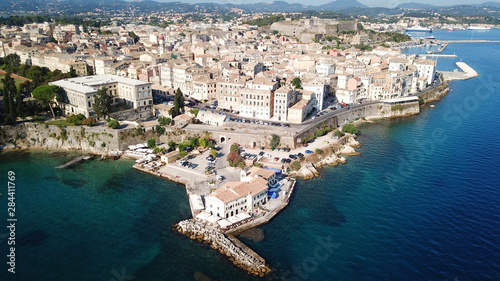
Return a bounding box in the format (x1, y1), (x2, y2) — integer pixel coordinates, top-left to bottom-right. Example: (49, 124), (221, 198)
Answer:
(0, 123), (120, 154)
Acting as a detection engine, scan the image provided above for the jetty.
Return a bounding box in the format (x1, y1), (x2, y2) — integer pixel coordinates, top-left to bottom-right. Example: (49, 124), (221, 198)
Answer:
(56, 154), (93, 169)
(442, 62), (479, 81)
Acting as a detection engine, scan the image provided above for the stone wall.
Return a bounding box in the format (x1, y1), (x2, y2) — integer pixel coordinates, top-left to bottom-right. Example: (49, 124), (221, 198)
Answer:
(110, 105), (153, 121)
(0, 123), (120, 153)
(174, 220), (271, 277)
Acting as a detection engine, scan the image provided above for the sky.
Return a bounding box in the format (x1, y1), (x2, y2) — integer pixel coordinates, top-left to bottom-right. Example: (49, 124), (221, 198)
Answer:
(158, 0), (496, 8)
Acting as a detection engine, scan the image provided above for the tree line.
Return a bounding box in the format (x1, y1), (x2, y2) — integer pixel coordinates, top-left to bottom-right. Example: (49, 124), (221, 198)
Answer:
(1, 54), (77, 124)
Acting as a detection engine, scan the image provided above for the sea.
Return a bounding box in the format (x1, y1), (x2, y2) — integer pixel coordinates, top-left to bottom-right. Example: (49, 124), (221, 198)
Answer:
(1, 29), (500, 281)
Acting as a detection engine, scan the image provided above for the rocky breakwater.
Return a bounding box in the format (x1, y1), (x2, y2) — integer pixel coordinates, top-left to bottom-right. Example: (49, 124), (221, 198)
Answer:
(174, 220), (271, 277)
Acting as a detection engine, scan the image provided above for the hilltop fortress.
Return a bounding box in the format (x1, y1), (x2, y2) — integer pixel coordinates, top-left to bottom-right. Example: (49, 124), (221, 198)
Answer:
(270, 18), (362, 42)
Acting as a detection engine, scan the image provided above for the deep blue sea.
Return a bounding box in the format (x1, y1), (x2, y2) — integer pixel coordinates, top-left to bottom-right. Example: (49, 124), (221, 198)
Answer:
(1, 29), (500, 281)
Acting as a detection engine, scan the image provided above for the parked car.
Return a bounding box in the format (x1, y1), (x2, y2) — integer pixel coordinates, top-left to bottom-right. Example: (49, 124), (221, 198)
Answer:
(274, 157), (280, 161)
(305, 150), (313, 154)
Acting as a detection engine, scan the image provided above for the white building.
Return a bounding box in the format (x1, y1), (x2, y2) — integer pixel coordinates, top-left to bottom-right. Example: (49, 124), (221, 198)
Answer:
(50, 74), (152, 117)
(303, 81), (327, 111)
(273, 86), (297, 121)
(414, 59), (436, 85)
(204, 177), (269, 219)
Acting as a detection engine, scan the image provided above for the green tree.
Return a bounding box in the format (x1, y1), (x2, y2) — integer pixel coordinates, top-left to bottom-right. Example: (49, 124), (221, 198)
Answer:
(158, 116), (171, 126)
(199, 137), (209, 147)
(93, 87), (112, 119)
(155, 125), (165, 135)
(2, 72), (18, 121)
(291, 77), (302, 89)
(230, 144), (239, 153)
(270, 134), (280, 148)
(210, 149), (217, 158)
(32, 85), (59, 119)
(3, 54), (20, 73)
(128, 31), (140, 44)
(147, 137), (156, 148)
(108, 120), (120, 129)
(67, 113), (86, 125)
(178, 143), (186, 152)
(189, 137), (199, 148)
(334, 130), (342, 137)
(173, 88), (184, 116)
(68, 66), (77, 78)
(168, 140), (177, 151)
(272, 30), (279, 35)
(153, 146), (166, 154)
(315, 148), (323, 154)
(26, 66), (44, 89)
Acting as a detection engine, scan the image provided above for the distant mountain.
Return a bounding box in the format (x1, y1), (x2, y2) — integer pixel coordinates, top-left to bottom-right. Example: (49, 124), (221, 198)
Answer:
(395, 2), (441, 9)
(317, 0), (368, 10)
(227, 1), (307, 13)
(476, 1), (500, 7)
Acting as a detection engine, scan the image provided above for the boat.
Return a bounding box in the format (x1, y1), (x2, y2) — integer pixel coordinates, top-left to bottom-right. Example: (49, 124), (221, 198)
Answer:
(425, 36), (436, 40)
(447, 28), (455, 31)
(406, 26), (432, 32)
(468, 26), (491, 30)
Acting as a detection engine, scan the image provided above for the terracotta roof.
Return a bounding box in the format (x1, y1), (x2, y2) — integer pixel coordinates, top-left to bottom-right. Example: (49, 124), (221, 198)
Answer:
(207, 177), (268, 204)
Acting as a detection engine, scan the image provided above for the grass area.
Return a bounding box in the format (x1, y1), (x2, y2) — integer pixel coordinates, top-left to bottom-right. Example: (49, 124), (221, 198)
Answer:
(0, 73), (30, 88)
(45, 119), (73, 126)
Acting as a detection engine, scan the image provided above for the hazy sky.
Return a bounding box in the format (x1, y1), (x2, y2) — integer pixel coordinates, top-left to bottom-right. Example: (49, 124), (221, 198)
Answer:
(166, 0), (495, 8)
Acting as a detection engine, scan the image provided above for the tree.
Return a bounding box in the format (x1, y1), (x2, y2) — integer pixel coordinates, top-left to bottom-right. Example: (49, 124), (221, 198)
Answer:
(272, 30), (279, 35)
(93, 87), (112, 119)
(199, 137), (209, 147)
(147, 137), (156, 148)
(2, 72), (17, 121)
(155, 125), (165, 135)
(153, 146), (166, 154)
(26, 66), (44, 89)
(315, 148), (323, 154)
(227, 151), (243, 167)
(210, 149), (217, 158)
(189, 137), (199, 148)
(291, 77), (302, 89)
(178, 143), (186, 152)
(168, 140), (177, 151)
(32, 85), (59, 119)
(128, 31), (140, 44)
(270, 134), (280, 148)
(173, 88), (184, 116)
(3, 54), (20, 73)
(68, 66), (77, 78)
(230, 144), (239, 153)
(334, 130), (342, 137)
(108, 120), (120, 129)
(158, 116), (171, 126)
(67, 114), (86, 125)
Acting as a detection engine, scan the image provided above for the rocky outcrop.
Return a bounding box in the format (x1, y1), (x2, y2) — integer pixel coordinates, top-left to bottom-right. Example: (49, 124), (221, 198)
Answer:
(338, 145), (359, 155)
(174, 220), (271, 277)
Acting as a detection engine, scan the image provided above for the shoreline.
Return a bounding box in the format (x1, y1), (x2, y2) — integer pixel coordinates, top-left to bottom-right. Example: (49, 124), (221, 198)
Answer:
(0, 80), (453, 277)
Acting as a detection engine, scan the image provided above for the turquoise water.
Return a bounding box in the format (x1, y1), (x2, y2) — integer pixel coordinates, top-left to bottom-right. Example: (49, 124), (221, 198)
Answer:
(1, 30), (500, 280)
